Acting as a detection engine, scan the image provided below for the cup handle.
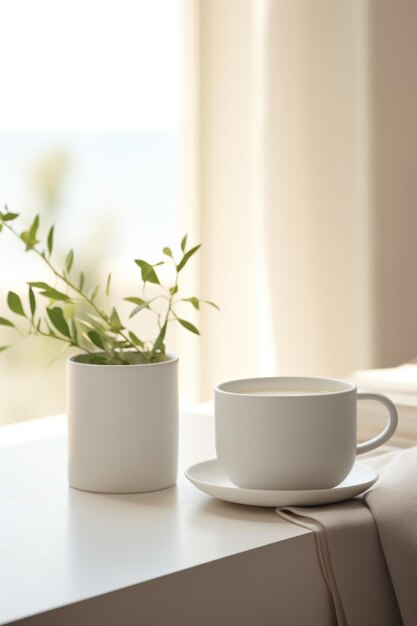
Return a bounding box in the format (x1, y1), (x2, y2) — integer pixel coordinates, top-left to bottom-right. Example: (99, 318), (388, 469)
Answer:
(356, 392), (398, 454)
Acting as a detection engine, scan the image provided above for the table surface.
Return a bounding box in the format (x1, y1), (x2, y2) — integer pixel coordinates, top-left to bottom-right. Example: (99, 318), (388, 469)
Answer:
(0, 411), (307, 625)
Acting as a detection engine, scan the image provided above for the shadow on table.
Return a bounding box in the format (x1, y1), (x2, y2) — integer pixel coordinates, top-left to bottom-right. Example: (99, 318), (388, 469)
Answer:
(191, 496), (278, 522)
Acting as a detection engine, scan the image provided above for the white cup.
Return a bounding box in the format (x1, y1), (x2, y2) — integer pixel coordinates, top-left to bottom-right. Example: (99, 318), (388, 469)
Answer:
(214, 376), (398, 490)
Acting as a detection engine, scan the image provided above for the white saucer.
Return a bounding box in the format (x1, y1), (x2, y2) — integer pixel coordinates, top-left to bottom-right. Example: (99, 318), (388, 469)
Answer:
(185, 460), (378, 507)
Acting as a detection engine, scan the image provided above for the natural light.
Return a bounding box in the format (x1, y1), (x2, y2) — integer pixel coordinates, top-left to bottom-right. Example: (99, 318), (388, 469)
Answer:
(0, 0), (183, 130)
(0, 0), (184, 425)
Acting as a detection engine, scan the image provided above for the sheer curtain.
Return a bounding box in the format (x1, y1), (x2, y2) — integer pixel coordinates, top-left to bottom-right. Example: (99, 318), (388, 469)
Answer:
(183, 0), (417, 401)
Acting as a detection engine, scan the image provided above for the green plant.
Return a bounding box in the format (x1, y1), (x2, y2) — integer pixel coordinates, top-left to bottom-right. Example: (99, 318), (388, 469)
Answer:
(0, 208), (218, 365)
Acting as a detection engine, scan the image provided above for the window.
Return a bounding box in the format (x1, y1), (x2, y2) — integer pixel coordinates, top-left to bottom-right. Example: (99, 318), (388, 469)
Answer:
(0, 0), (184, 424)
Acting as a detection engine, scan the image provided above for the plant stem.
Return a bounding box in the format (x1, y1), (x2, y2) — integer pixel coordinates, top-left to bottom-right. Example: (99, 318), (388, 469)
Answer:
(2, 220), (143, 357)
(148, 263), (179, 361)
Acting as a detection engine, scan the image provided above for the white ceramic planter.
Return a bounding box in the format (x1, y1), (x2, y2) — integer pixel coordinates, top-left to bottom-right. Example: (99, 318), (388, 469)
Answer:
(67, 353), (178, 493)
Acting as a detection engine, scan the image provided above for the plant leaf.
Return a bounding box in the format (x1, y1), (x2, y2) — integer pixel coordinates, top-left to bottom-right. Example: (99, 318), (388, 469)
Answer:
(177, 318), (200, 335)
(163, 247), (172, 257)
(20, 230), (38, 251)
(170, 285), (178, 296)
(128, 331), (144, 348)
(71, 319), (78, 345)
(203, 300), (220, 310)
(85, 313), (107, 326)
(153, 323), (167, 353)
(46, 307), (71, 338)
(105, 272), (112, 297)
(110, 307), (123, 331)
(29, 214), (40, 241)
(129, 302), (150, 318)
(124, 296), (146, 305)
(28, 281), (51, 290)
(39, 288), (69, 301)
(87, 330), (105, 350)
(134, 260), (160, 285)
(177, 244), (201, 272)
(79, 271), (85, 291)
(84, 354), (109, 365)
(7, 291), (25, 316)
(90, 285), (99, 301)
(182, 297), (199, 310)
(0, 346), (9, 352)
(46, 325), (57, 337)
(47, 225), (54, 256)
(20, 216), (40, 250)
(65, 249), (74, 273)
(113, 340), (129, 348)
(180, 234), (188, 252)
(77, 319), (96, 332)
(0, 317), (14, 327)
(29, 287), (36, 317)
(0, 212), (19, 221)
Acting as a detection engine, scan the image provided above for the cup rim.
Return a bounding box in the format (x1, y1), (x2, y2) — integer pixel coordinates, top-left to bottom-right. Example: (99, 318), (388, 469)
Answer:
(215, 376), (355, 397)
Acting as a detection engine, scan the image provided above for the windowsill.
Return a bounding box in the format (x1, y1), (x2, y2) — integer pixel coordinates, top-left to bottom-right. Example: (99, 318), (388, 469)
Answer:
(352, 361), (417, 397)
(0, 411), (335, 625)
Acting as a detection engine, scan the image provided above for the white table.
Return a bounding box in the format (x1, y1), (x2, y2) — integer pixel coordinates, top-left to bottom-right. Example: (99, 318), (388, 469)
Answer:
(0, 412), (335, 626)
